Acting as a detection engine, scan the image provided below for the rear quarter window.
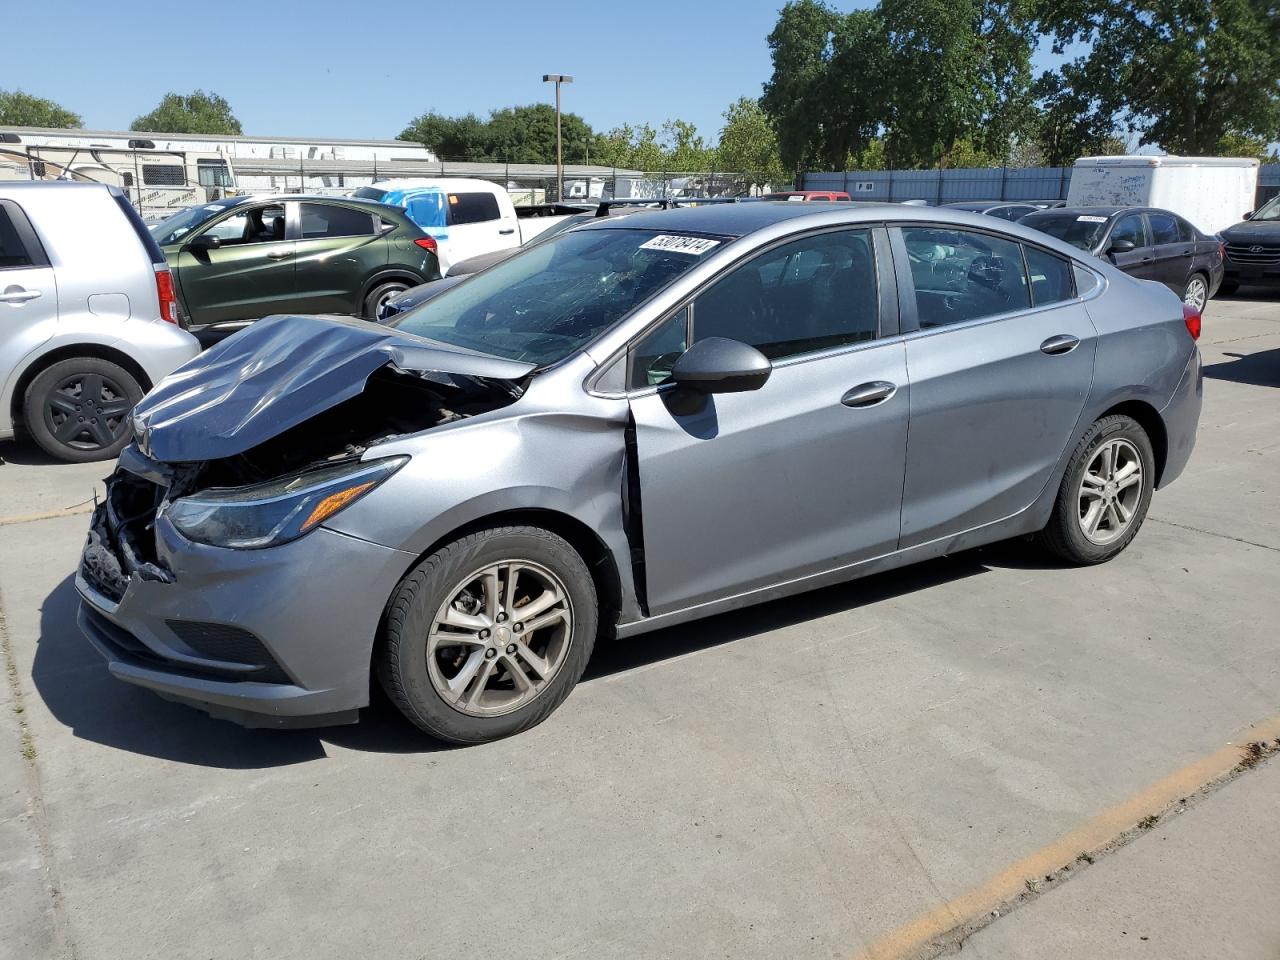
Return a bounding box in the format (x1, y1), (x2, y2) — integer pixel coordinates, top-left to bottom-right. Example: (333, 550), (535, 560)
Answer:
(0, 205), (36, 268)
(448, 192), (501, 225)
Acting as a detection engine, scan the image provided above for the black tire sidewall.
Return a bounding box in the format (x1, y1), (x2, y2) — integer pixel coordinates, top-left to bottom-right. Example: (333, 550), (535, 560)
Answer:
(1047, 415), (1155, 564)
(22, 357), (142, 463)
(363, 281), (409, 319)
(380, 526), (598, 744)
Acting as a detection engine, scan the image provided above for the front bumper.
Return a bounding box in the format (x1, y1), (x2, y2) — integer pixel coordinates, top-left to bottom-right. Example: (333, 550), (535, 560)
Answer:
(77, 497), (415, 728)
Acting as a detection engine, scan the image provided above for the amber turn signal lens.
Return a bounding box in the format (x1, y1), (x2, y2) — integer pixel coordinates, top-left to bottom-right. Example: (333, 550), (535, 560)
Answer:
(300, 481), (376, 533)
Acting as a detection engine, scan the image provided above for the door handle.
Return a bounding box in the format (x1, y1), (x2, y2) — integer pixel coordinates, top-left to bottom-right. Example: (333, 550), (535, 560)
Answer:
(0, 287), (41, 304)
(498, 228), (516, 235)
(265, 250), (293, 260)
(841, 381), (897, 407)
(1040, 334), (1080, 355)
(1180, 250), (1193, 257)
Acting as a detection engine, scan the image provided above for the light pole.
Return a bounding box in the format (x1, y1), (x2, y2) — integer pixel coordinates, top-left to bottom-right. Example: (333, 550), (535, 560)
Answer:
(542, 73), (573, 201)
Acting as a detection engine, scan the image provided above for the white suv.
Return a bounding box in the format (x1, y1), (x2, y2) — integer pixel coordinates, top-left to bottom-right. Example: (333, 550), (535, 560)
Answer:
(0, 182), (199, 462)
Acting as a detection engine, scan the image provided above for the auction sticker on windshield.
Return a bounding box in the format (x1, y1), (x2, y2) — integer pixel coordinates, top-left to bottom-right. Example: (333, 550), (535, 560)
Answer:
(639, 235), (722, 255)
(1077, 215), (1109, 223)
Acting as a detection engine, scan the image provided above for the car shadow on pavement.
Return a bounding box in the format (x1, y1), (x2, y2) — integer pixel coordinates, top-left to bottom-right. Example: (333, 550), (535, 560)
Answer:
(34, 547), (1029, 766)
(1203, 348), (1280, 388)
(32, 575), (447, 768)
(0, 439), (68, 467)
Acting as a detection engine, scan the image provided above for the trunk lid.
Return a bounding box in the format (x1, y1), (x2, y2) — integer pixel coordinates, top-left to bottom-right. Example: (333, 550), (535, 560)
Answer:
(131, 314), (534, 463)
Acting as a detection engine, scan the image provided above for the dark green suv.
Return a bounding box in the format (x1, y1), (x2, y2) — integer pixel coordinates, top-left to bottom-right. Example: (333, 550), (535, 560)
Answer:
(151, 195), (440, 345)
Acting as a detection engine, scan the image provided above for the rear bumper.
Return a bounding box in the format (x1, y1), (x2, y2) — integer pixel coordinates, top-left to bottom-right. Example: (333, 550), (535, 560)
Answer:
(1157, 347), (1202, 489)
(76, 512), (415, 727)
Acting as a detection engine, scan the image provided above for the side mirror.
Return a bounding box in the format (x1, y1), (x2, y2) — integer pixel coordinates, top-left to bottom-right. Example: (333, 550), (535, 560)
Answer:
(187, 234), (221, 251)
(1108, 238), (1136, 254)
(1243, 211), (1253, 220)
(671, 337), (772, 394)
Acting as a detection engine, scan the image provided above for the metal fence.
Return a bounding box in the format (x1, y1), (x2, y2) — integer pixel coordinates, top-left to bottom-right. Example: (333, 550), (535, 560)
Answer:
(1, 146), (763, 220)
(800, 164), (1280, 206)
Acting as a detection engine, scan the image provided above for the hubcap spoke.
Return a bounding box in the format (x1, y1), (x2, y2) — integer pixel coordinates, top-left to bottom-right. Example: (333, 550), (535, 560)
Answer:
(514, 585), (562, 622)
(87, 418), (116, 447)
(521, 608), (567, 635)
(512, 640), (550, 681)
(441, 606), (489, 631)
(500, 654), (535, 692)
(480, 567), (501, 623)
(1083, 500), (1105, 536)
(47, 393), (79, 415)
(463, 659), (497, 709)
(54, 417), (85, 442)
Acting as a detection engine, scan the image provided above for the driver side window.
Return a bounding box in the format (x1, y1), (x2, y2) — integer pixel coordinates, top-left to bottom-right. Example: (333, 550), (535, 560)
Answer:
(200, 204), (286, 246)
(628, 307), (689, 389)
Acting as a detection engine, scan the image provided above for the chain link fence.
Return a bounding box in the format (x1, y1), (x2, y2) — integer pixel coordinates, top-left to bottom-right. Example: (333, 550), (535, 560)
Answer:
(1, 144), (766, 220)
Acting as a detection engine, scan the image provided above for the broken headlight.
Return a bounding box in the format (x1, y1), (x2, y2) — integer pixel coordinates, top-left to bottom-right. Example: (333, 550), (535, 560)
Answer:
(165, 457), (408, 549)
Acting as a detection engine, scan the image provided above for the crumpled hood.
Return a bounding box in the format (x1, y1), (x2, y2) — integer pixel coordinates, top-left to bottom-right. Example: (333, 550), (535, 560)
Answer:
(131, 314), (535, 463)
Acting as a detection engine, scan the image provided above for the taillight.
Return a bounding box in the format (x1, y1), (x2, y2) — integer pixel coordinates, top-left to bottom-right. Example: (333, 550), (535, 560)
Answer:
(414, 236), (437, 253)
(1182, 302), (1201, 341)
(155, 267), (178, 324)
(1218, 241), (1226, 263)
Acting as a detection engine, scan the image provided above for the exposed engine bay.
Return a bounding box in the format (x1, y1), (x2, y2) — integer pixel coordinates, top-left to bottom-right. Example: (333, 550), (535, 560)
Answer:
(80, 366), (521, 602)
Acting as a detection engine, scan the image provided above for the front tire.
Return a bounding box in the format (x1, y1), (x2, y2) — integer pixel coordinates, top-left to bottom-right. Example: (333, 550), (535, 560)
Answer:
(377, 526), (598, 744)
(1037, 415), (1154, 564)
(22, 357), (143, 463)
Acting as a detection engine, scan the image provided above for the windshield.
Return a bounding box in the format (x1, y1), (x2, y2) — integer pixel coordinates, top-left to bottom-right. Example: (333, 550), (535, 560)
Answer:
(150, 201), (240, 246)
(352, 186), (389, 202)
(1020, 213), (1110, 251)
(389, 228), (724, 366)
(1250, 195), (1280, 221)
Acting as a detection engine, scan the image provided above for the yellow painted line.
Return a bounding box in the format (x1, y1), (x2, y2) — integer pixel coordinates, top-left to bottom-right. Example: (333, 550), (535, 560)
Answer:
(852, 714), (1280, 960)
(0, 503), (94, 527)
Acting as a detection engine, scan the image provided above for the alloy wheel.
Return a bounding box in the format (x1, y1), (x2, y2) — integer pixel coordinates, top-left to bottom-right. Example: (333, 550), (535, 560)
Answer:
(43, 372), (133, 451)
(1077, 438), (1144, 545)
(1183, 276), (1207, 312)
(426, 560), (574, 717)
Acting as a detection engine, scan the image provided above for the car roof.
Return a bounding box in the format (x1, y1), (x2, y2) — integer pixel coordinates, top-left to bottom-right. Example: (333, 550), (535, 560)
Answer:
(577, 201), (1060, 238)
(1023, 206), (1136, 219)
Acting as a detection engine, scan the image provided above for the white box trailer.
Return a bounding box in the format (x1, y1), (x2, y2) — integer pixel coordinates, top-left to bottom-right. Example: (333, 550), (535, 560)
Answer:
(1067, 155), (1258, 235)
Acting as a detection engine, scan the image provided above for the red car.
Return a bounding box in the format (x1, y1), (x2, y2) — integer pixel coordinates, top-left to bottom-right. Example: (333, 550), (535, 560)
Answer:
(763, 190), (852, 202)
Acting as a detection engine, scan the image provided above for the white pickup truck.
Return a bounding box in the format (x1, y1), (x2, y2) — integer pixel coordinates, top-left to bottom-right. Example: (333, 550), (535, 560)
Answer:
(352, 178), (580, 273)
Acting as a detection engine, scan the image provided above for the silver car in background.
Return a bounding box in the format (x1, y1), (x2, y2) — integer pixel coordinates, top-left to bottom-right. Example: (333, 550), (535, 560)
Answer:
(0, 182), (199, 461)
(77, 204), (1202, 743)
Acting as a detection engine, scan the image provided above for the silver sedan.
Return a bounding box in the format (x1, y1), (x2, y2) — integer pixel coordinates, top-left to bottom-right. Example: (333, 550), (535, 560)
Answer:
(77, 203), (1202, 743)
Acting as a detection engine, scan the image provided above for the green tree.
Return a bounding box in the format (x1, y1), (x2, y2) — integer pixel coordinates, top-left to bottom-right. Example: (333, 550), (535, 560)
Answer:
(132, 91), (241, 135)
(399, 111), (490, 159)
(1030, 67), (1126, 166)
(1034, 0), (1280, 155)
(401, 104), (593, 163)
(661, 119), (718, 170)
(717, 98), (787, 188)
(591, 123), (666, 171)
(761, 0), (848, 171)
(0, 89), (82, 128)
(1217, 131), (1280, 163)
(879, 0), (1035, 167)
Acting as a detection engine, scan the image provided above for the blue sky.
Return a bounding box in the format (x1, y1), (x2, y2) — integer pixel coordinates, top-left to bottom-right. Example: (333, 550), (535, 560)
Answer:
(10, 0), (1069, 144)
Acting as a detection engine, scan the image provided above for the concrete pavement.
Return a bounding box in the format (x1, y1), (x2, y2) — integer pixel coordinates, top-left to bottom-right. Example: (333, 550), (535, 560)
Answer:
(1, 291), (1278, 960)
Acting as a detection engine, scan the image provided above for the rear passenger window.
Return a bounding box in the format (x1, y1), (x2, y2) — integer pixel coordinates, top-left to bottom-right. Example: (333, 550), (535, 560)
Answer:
(299, 203), (376, 239)
(448, 192), (501, 225)
(1148, 213), (1180, 245)
(691, 229), (879, 361)
(0, 207), (34, 269)
(901, 227), (1030, 328)
(1024, 246), (1075, 306)
(1110, 215), (1148, 248)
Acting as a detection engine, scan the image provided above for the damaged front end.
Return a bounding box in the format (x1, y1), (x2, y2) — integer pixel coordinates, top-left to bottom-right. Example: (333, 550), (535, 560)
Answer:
(81, 313), (534, 600)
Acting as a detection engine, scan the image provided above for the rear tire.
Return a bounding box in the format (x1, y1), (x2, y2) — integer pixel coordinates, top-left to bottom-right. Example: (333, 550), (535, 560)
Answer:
(362, 280), (411, 320)
(1037, 415), (1154, 565)
(1182, 272), (1208, 312)
(22, 357), (143, 463)
(377, 525), (598, 744)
